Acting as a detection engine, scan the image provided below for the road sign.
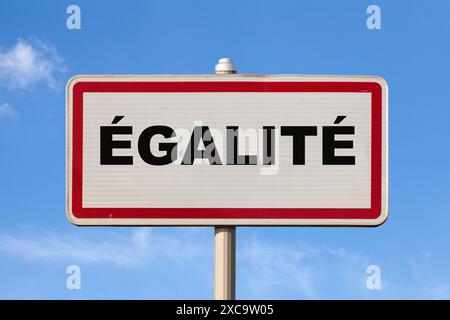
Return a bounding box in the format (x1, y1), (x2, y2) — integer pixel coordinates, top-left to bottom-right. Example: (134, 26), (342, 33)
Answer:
(66, 75), (388, 226)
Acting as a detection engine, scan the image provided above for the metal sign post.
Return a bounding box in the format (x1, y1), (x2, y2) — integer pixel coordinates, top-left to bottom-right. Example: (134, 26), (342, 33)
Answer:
(214, 58), (237, 300)
(214, 226), (236, 300)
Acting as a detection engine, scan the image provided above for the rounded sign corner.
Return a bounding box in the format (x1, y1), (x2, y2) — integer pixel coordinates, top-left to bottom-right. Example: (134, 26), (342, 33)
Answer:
(371, 76), (388, 93)
(368, 209), (389, 227)
(66, 75), (84, 94)
(66, 207), (84, 227)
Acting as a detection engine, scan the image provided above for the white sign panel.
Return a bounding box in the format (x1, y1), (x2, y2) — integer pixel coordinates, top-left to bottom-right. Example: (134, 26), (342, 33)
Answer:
(66, 75), (388, 226)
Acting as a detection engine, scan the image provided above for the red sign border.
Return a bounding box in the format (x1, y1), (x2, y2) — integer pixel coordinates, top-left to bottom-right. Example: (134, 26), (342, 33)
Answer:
(71, 81), (382, 220)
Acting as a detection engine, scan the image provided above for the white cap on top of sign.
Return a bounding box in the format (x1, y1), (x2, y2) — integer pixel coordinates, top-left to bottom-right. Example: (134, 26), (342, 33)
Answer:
(215, 58), (237, 74)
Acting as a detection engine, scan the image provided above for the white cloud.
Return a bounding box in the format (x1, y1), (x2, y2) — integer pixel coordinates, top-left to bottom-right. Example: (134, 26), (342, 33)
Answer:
(0, 229), (371, 298)
(239, 239), (317, 298)
(0, 229), (211, 268)
(0, 39), (66, 89)
(0, 229), (448, 299)
(238, 238), (369, 299)
(0, 103), (15, 118)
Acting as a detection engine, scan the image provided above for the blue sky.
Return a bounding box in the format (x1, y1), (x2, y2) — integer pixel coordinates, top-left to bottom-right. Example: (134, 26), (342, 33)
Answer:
(0, 0), (449, 299)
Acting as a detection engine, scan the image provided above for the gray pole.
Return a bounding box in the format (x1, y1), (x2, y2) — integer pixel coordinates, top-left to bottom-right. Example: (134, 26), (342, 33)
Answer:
(214, 58), (237, 300)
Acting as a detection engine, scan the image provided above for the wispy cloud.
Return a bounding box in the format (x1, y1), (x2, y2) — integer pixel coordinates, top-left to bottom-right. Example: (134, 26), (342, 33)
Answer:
(0, 39), (66, 90)
(238, 237), (370, 299)
(0, 229), (371, 298)
(0, 103), (15, 118)
(3, 229), (447, 299)
(0, 229), (211, 268)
